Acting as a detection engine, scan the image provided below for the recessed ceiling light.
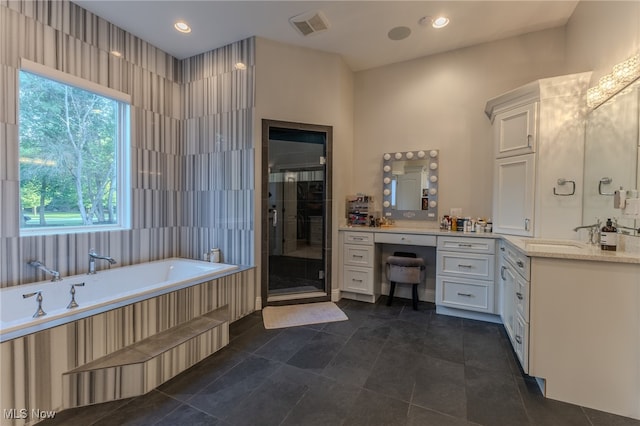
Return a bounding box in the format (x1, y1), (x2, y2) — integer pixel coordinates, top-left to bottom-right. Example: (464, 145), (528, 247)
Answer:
(418, 15), (450, 29)
(388, 26), (411, 41)
(234, 62), (247, 70)
(110, 50), (122, 57)
(174, 21), (191, 34)
(432, 16), (450, 29)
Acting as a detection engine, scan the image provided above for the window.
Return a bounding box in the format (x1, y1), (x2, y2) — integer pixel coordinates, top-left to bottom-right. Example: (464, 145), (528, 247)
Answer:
(18, 61), (130, 234)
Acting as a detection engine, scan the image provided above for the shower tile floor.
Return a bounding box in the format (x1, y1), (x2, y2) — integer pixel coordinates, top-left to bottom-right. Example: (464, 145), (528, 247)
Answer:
(41, 298), (640, 426)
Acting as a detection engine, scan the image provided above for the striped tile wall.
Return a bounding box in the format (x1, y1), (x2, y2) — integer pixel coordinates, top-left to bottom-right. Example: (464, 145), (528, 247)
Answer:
(0, 0), (256, 287)
(0, 269), (255, 425)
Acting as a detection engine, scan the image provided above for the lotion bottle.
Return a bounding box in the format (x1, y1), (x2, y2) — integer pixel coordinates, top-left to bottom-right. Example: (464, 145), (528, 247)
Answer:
(600, 218), (618, 251)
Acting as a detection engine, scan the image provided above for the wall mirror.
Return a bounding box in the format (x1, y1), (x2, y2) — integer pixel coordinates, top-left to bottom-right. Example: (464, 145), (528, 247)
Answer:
(583, 80), (639, 234)
(382, 150), (439, 220)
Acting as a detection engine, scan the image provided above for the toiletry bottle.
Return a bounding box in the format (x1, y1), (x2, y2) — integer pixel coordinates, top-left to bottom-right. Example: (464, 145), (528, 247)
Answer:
(210, 248), (221, 262)
(600, 218), (618, 251)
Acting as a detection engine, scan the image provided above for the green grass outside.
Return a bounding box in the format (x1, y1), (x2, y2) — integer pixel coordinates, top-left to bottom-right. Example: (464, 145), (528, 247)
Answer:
(23, 212), (114, 227)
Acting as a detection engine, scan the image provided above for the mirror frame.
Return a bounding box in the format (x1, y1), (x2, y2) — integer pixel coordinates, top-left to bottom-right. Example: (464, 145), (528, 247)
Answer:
(382, 149), (439, 220)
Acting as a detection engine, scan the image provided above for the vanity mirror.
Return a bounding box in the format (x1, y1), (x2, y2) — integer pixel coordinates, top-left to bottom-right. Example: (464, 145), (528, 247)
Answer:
(382, 150), (439, 220)
(583, 79), (639, 234)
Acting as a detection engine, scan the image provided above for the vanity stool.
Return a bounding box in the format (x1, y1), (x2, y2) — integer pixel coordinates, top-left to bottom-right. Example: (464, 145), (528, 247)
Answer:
(386, 252), (425, 310)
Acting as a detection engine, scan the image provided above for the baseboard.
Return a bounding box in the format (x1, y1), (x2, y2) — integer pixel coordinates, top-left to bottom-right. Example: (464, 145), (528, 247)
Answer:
(331, 288), (341, 302)
(435, 305), (502, 324)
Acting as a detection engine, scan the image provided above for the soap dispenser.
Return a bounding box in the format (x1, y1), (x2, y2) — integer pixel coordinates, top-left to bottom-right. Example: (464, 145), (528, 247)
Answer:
(600, 218), (618, 251)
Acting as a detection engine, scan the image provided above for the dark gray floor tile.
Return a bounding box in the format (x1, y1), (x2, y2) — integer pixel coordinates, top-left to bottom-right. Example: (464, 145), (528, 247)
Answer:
(280, 377), (361, 426)
(37, 398), (134, 426)
(188, 355), (281, 419)
(397, 304), (433, 326)
(386, 318), (428, 354)
(465, 366), (530, 426)
(364, 345), (419, 402)
(343, 388), (409, 426)
(320, 308), (368, 337)
(516, 377), (591, 426)
(254, 327), (317, 362)
(322, 329), (386, 386)
(229, 312), (263, 339)
(422, 323), (464, 363)
(158, 347), (249, 401)
(412, 355), (467, 419)
(92, 391), (181, 426)
(429, 312), (463, 330)
(407, 405), (470, 426)
(463, 324), (511, 373)
(222, 364), (309, 426)
(286, 331), (348, 373)
(226, 321), (282, 354)
(155, 404), (222, 426)
(583, 407), (640, 426)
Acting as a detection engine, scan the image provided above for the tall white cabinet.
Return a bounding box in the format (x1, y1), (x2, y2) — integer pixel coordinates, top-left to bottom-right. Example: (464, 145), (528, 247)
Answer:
(485, 72), (591, 239)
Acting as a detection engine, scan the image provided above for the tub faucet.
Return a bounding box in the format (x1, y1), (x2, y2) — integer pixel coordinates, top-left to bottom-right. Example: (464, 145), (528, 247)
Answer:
(88, 249), (117, 274)
(23, 291), (46, 318)
(28, 261), (62, 282)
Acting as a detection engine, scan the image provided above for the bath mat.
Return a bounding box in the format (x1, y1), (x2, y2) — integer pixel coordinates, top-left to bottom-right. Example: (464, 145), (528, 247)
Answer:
(262, 302), (348, 329)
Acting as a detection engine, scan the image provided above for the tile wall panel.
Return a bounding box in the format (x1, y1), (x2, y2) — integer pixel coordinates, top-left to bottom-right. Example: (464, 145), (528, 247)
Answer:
(0, 1), (254, 288)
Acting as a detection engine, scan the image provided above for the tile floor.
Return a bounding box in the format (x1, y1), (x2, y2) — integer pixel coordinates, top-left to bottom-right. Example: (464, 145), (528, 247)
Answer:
(42, 298), (640, 426)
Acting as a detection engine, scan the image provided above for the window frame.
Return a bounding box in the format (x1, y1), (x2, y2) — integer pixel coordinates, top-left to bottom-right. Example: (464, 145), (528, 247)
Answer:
(18, 59), (131, 236)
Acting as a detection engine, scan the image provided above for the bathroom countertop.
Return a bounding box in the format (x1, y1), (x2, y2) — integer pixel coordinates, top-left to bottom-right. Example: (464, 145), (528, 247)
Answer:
(338, 226), (640, 264)
(502, 236), (640, 264)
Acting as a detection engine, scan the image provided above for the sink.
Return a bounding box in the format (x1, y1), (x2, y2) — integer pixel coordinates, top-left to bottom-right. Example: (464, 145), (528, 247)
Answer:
(525, 241), (585, 251)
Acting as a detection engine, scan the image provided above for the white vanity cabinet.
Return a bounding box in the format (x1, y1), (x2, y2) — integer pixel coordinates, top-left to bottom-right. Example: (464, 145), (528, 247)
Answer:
(493, 102), (538, 158)
(436, 236), (497, 315)
(485, 73), (591, 239)
(339, 230), (380, 303)
(498, 239), (531, 373)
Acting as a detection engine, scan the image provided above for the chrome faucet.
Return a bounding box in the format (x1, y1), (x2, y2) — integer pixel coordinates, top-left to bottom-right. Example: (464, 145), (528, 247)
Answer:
(573, 220), (601, 245)
(88, 249), (117, 274)
(27, 261), (62, 282)
(23, 291), (46, 318)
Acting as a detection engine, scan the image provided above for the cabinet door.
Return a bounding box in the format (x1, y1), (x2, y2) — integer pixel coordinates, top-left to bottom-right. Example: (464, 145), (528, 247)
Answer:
(500, 259), (517, 342)
(494, 103), (537, 158)
(514, 313), (529, 374)
(493, 154), (535, 236)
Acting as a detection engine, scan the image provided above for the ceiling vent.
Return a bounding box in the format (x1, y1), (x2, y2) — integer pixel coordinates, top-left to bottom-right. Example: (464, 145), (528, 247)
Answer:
(289, 10), (330, 36)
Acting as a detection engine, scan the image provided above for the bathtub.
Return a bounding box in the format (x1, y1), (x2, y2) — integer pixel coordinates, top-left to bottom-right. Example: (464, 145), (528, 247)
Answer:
(0, 258), (239, 342)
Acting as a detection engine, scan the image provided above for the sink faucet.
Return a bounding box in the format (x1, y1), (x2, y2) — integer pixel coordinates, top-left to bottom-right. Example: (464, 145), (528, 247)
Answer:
(573, 220), (601, 245)
(28, 261), (62, 282)
(88, 249), (117, 274)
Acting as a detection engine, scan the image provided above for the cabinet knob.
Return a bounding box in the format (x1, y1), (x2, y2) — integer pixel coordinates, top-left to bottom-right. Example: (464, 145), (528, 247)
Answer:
(515, 335), (522, 344)
(516, 260), (524, 268)
(516, 292), (523, 300)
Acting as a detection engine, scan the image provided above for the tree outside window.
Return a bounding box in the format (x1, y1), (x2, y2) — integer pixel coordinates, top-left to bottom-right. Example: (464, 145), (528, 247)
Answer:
(19, 70), (128, 231)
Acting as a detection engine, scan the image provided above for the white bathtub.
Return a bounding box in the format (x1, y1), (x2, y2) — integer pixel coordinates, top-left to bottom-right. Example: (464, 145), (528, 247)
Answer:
(0, 258), (239, 342)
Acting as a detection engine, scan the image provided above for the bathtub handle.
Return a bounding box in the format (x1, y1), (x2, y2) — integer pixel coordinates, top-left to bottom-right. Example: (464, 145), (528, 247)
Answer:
(22, 291), (46, 318)
(67, 283), (86, 309)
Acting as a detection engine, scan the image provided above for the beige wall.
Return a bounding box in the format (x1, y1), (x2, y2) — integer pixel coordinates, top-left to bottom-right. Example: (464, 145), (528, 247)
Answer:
(566, 1), (640, 82)
(353, 28), (568, 225)
(254, 37), (354, 300)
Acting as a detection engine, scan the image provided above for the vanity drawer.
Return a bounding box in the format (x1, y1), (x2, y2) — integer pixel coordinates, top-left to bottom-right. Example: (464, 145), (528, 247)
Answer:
(375, 232), (436, 246)
(436, 276), (494, 313)
(500, 241), (530, 280)
(342, 266), (373, 295)
(343, 244), (374, 267)
(343, 231), (374, 245)
(437, 236), (496, 254)
(515, 273), (530, 322)
(437, 252), (495, 281)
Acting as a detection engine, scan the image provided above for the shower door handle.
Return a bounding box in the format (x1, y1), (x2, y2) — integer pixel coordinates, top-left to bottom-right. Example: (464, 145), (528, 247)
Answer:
(273, 209), (277, 227)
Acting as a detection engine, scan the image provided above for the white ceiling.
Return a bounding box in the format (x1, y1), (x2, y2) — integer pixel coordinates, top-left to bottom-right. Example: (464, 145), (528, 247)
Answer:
(72, 1), (579, 71)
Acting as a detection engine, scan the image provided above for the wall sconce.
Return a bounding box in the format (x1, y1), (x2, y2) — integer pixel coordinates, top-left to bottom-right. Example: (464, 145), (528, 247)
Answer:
(587, 53), (640, 109)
